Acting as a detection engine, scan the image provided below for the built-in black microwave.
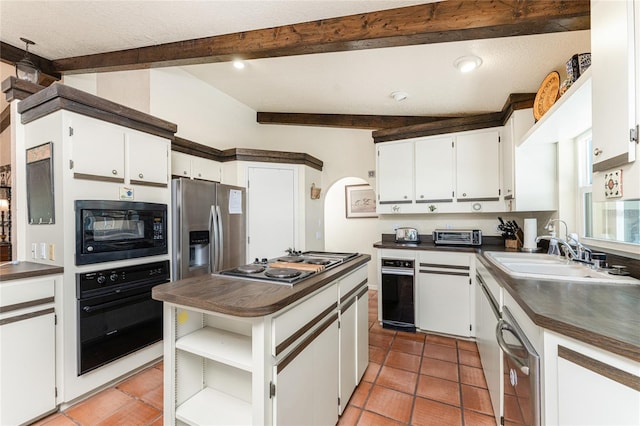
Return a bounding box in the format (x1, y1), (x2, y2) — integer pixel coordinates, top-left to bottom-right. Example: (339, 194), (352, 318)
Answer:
(75, 200), (167, 265)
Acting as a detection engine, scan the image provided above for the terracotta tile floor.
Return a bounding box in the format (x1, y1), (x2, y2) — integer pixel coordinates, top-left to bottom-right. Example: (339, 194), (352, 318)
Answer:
(33, 290), (496, 426)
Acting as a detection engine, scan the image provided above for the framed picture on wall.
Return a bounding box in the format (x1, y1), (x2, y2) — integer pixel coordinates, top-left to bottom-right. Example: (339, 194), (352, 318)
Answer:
(345, 184), (377, 218)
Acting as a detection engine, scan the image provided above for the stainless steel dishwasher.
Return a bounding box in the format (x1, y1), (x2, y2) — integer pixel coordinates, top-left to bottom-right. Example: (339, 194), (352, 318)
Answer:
(380, 258), (415, 332)
(496, 306), (541, 426)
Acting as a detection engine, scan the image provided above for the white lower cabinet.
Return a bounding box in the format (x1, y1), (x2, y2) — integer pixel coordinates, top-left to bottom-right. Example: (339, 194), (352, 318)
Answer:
(275, 316), (339, 426)
(165, 264), (368, 425)
(0, 276), (57, 425)
(544, 331), (640, 426)
(417, 251), (474, 337)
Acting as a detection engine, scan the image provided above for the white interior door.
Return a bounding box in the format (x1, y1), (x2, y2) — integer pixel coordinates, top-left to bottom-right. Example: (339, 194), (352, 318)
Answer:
(247, 167), (295, 261)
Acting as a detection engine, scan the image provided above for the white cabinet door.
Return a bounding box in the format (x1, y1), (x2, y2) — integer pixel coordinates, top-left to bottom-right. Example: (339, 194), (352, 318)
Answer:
(128, 130), (169, 185)
(377, 141), (414, 205)
(191, 156), (221, 182)
(356, 287), (369, 382)
(0, 312), (56, 425)
(339, 300), (357, 414)
(275, 318), (339, 426)
(415, 136), (454, 203)
(456, 129), (500, 201)
(545, 332), (640, 426)
(70, 115), (125, 182)
(591, 0), (637, 168)
(417, 252), (473, 337)
(171, 151), (192, 178)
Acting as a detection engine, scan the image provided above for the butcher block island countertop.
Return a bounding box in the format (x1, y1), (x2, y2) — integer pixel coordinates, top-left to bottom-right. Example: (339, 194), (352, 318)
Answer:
(152, 253), (370, 316)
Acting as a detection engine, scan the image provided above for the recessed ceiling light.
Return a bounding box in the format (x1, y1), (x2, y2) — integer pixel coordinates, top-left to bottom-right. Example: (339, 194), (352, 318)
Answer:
(454, 55), (482, 73)
(390, 91), (408, 102)
(232, 60), (246, 70)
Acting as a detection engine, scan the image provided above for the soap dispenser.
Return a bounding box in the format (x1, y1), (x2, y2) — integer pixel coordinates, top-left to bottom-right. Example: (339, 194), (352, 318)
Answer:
(547, 225), (561, 256)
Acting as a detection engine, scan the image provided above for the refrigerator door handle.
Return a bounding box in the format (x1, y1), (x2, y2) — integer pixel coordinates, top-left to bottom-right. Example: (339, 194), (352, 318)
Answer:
(216, 205), (224, 271)
(210, 205), (218, 273)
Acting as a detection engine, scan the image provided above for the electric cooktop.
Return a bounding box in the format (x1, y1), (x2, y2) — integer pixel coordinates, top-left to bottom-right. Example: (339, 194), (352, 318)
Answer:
(218, 251), (358, 285)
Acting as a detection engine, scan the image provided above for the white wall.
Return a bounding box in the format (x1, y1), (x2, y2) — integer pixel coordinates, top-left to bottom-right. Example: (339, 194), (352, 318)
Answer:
(325, 176), (379, 289)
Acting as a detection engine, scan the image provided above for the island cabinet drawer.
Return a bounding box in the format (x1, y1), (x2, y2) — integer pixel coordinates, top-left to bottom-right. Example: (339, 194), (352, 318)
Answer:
(0, 278), (55, 310)
(338, 266), (368, 302)
(272, 282), (338, 357)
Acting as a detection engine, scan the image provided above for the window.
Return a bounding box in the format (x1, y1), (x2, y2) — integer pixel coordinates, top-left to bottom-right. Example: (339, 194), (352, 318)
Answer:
(577, 131), (640, 246)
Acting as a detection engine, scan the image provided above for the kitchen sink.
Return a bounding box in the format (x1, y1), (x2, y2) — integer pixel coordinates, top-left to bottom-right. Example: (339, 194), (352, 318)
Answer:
(484, 251), (639, 285)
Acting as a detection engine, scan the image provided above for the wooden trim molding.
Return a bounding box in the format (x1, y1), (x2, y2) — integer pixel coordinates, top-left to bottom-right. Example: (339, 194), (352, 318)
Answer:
(16, 82), (177, 140)
(1, 76), (46, 102)
(373, 93), (536, 142)
(592, 154), (632, 173)
(172, 137), (324, 171)
(51, 1), (589, 74)
(0, 297), (54, 314)
(558, 345), (640, 392)
(275, 302), (337, 356)
(0, 307), (54, 326)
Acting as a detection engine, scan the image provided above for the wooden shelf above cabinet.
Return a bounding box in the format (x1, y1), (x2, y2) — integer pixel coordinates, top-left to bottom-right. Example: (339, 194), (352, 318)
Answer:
(519, 67), (592, 146)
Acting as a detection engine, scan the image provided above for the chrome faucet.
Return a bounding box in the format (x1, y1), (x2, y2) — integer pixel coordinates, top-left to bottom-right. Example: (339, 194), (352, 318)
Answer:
(535, 235), (579, 260)
(544, 218), (569, 239)
(567, 233), (593, 264)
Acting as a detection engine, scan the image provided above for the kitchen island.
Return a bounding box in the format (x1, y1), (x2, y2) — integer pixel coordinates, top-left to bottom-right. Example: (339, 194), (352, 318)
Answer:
(152, 253), (370, 426)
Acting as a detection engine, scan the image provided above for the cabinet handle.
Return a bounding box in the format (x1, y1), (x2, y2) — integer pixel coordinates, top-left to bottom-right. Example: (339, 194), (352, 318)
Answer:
(112, 169), (118, 175)
(419, 195), (424, 199)
(183, 171), (188, 175)
(403, 195), (408, 199)
(138, 173), (144, 179)
(198, 173), (202, 177)
(593, 148), (603, 157)
(462, 193), (467, 197)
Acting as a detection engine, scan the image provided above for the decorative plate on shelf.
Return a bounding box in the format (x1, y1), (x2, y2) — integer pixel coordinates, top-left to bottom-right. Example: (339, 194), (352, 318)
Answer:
(533, 71), (560, 121)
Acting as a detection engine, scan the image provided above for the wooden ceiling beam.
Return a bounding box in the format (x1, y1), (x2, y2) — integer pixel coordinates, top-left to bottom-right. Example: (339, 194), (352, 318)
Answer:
(256, 112), (461, 130)
(52, 0), (590, 74)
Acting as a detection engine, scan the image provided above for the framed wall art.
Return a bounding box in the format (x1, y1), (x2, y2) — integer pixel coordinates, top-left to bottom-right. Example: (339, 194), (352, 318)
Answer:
(345, 184), (377, 218)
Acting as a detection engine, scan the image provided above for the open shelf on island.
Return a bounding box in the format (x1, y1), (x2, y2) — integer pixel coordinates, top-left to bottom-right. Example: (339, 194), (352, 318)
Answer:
(176, 326), (252, 372)
(176, 387), (252, 426)
(519, 67), (592, 147)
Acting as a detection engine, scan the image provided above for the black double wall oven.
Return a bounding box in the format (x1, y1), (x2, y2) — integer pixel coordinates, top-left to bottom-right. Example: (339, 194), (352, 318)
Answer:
(75, 200), (169, 375)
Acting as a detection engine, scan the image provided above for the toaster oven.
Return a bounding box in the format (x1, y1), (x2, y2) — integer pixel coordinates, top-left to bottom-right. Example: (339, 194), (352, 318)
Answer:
(433, 229), (482, 246)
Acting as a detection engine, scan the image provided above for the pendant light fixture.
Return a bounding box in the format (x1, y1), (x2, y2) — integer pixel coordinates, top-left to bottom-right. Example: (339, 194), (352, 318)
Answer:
(15, 37), (40, 84)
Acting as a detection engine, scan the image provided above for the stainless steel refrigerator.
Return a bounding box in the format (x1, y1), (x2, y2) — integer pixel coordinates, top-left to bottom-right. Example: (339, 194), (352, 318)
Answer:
(172, 178), (246, 280)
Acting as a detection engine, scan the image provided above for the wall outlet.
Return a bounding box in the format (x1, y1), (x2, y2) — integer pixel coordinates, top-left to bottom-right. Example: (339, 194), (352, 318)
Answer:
(393, 224), (399, 231)
(49, 244), (55, 261)
(31, 243), (37, 259)
(446, 224), (453, 229)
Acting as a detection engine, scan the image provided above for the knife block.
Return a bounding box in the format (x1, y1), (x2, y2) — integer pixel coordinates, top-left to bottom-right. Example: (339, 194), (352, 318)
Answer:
(505, 239), (520, 250)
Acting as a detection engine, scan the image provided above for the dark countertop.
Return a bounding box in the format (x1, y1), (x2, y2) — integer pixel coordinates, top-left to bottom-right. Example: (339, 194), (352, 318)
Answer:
(152, 254), (371, 317)
(374, 238), (640, 363)
(0, 261), (64, 281)
(477, 254), (640, 363)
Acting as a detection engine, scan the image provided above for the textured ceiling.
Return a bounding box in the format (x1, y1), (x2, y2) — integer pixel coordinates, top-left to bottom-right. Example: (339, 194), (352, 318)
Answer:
(0, 1), (591, 116)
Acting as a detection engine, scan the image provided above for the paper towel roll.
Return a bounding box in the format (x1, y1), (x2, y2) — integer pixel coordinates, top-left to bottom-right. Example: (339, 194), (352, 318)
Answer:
(523, 218), (537, 250)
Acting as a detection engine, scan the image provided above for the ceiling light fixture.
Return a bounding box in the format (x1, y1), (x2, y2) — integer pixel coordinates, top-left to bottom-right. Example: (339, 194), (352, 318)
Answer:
(390, 91), (408, 102)
(232, 60), (246, 70)
(15, 37), (40, 84)
(454, 55), (482, 73)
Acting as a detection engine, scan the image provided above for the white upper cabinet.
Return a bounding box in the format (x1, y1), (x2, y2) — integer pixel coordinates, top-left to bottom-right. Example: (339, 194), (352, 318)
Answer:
(456, 129), (501, 201)
(376, 128), (504, 214)
(415, 136), (454, 203)
(70, 114), (169, 186)
(70, 115), (125, 182)
(128, 130), (169, 186)
(376, 141), (415, 213)
(171, 151), (222, 182)
(503, 109), (558, 211)
(591, 0), (637, 169)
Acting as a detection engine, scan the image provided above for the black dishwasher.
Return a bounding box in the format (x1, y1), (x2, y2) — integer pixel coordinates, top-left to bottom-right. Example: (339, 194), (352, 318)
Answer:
(381, 258), (415, 332)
